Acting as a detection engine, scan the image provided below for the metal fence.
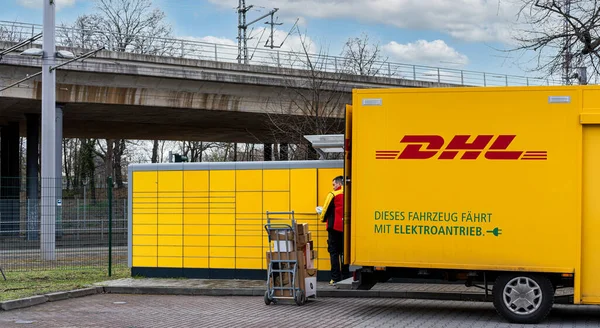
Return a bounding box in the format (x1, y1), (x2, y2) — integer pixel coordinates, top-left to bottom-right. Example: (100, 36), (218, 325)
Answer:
(0, 20), (563, 87)
(0, 176), (127, 272)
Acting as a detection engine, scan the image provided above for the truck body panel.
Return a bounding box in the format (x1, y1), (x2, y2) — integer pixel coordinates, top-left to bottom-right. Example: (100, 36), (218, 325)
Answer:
(348, 86), (600, 304)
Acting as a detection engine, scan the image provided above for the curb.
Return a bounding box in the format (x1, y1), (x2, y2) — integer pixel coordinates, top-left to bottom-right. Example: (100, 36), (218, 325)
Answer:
(0, 287), (104, 311)
(102, 286), (574, 304)
(0, 285), (574, 312)
(102, 286), (492, 302)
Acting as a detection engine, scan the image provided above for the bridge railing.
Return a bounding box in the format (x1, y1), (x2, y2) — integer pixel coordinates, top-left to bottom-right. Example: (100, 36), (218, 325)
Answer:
(0, 20), (562, 87)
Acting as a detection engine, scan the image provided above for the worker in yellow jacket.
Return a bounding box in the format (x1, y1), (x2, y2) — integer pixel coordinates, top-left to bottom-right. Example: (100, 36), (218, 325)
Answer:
(317, 176), (346, 285)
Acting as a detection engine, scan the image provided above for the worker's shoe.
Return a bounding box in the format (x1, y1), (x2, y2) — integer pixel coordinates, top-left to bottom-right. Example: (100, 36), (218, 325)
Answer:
(329, 279), (336, 286)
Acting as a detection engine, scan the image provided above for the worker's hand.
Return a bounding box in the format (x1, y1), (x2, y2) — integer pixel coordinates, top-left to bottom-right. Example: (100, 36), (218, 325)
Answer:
(316, 206), (323, 215)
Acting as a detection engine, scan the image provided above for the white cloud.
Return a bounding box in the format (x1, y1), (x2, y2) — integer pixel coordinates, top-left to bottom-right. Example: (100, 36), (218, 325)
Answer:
(18, 0), (76, 10)
(209, 0), (522, 44)
(383, 39), (469, 67)
(182, 36), (237, 47)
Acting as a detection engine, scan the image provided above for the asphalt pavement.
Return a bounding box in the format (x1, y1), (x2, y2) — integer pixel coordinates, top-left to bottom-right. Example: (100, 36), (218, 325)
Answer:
(1, 293), (600, 328)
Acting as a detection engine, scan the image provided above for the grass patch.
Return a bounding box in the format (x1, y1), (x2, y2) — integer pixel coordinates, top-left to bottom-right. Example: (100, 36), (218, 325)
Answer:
(0, 266), (130, 302)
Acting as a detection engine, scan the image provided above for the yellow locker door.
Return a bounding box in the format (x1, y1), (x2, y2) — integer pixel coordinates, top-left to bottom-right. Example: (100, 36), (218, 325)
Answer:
(582, 125), (600, 303)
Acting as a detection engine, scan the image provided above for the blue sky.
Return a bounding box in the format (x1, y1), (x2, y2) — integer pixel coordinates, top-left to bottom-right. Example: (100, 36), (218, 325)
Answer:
(1, 0), (546, 81)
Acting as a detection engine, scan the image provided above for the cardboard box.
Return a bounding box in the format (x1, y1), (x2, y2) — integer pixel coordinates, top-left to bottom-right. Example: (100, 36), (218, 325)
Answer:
(306, 249), (317, 269)
(297, 223), (309, 235)
(304, 277), (317, 297)
(268, 229), (294, 241)
(297, 232), (312, 246)
(273, 240), (294, 252)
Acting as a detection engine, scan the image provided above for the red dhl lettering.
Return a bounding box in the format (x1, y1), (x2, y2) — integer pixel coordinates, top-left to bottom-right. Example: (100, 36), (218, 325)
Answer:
(375, 135), (547, 161)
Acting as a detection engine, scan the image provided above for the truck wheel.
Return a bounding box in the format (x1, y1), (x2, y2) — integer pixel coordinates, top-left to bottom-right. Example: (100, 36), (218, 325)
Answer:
(492, 274), (554, 324)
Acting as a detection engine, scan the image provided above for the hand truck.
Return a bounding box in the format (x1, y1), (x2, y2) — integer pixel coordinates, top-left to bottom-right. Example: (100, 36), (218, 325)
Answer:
(263, 210), (307, 306)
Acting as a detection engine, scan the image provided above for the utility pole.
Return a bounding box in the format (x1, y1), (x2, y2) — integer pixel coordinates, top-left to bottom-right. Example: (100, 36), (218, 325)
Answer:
(563, 0), (572, 85)
(41, 0), (57, 261)
(237, 0), (278, 64)
(265, 11), (282, 49)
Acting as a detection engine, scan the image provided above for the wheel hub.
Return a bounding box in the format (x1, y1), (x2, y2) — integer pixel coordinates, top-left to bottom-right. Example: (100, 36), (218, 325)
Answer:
(503, 277), (542, 315)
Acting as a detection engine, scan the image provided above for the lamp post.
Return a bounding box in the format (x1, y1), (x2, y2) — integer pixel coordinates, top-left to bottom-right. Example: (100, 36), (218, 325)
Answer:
(41, 0), (57, 261)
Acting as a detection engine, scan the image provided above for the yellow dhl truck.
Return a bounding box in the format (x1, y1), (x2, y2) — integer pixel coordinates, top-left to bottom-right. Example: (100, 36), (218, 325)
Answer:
(343, 85), (600, 324)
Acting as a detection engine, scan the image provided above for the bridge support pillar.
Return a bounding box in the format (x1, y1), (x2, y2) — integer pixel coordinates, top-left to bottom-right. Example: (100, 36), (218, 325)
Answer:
(1, 121), (21, 236)
(280, 143), (288, 161)
(55, 106), (63, 238)
(263, 144), (272, 161)
(26, 114), (40, 241)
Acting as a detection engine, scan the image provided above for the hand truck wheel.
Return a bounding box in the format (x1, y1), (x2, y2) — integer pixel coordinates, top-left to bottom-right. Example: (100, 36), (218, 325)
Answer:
(294, 289), (305, 306)
(264, 291), (273, 305)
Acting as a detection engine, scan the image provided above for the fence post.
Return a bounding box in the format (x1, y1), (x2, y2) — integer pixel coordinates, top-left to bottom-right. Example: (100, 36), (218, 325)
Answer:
(107, 176), (113, 277)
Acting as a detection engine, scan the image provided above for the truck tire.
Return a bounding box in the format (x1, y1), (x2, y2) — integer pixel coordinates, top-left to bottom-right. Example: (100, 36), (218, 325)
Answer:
(492, 274), (554, 324)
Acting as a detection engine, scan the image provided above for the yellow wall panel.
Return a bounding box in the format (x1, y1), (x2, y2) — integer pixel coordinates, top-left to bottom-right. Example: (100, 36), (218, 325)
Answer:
(133, 246), (157, 257)
(236, 192), (262, 214)
(183, 214), (208, 225)
(157, 213), (182, 225)
(236, 236), (262, 247)
(210, 214), (235, 225)
(318, 259), (330, 271)
(183, 171), (208, 191)
(133, 256), (157, 267)
(133, 224), (157, 235)
(132, 213), (156, 225)
(210, 258), (235, 269)
(184, 258), (208, 268)
(210, 225), (235, 236)
(236, 170), (262, 191)
(263, 169), (289, 191)
(263, 192), (289, 213)
(291, 169), (317, 213)
(236, 258), (262, 269)
(158, 171), (183, 192)
(158, 245), (182, 257)
(132, 199), (157, 211)
(158, 236), (182, 247)
(210, 170), (235, 192)
(235, 228), (262, 237)
(158, 257), (182, 268)
(210, 247), (235, 258)
(133, 235), (156, 246)
(210, 236), (235, 247)
(183, 224), (208, 236)
(209, 204), (235, 215)
(158, 225), (182, 236)
(133, 171), (157, 193)
(184, 246), (208, 257)
(183, 235), (208, 246)
(236, 247), (262, 258)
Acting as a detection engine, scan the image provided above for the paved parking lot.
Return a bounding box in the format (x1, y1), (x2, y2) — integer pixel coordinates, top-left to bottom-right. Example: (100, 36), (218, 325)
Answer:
(1, 294), (600, 328)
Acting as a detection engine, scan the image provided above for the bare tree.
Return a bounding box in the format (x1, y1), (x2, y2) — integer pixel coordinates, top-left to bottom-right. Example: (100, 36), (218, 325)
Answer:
(179, 141), (215, 162)
(266, 29), (348, 160)
(341, 32), (388, 76)
(511, 0), (600, 84)
(58, 0), (175, 184)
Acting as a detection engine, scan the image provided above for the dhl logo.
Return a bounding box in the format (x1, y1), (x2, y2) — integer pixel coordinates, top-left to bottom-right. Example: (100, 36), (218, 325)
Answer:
(376, 135), (547, 161)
